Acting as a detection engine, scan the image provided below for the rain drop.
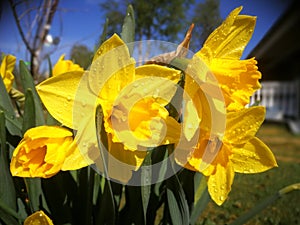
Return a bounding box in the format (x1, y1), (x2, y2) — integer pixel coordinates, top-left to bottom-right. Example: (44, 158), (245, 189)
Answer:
(153, 88), (160, 98)
(67, 96), (72, 101)
(121, 115), (127, 122)
(187, 123), (193, 129)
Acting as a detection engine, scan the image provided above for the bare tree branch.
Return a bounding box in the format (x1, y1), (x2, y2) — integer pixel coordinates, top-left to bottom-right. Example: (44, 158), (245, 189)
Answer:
(8, 0), (59, 77)
(8, 0), (34, 54)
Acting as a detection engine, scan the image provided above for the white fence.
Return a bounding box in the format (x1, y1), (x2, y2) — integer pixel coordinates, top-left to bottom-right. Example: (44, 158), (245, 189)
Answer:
(249, 81), (300, 121)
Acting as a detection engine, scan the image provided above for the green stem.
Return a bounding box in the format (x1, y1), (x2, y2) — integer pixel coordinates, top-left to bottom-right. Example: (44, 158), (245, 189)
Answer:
(229, 183), (300, 225)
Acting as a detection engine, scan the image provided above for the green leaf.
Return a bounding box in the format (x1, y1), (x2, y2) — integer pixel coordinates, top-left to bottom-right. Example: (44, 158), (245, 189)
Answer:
(24, 178), (49, 212)
(22, 89), (35, 134)
(16, 198), (28, 221)
(45, 112), (59, 125)
(141, 151), (152, 220)
(0, 200), (19, 225)
(0, 111), (17, 211)
(146, 146), (168, 224)
(121, 4), (135, 55)
(229, 183), (300, 225)
(190, 173), (210, 225)
(47, 55), (53, 77)
(42, 171), (77, 225)
(119, 185), (144, 225)
(166, 173), (190, 225)
(179, 169), (196, 213)
(95, 18), (109, 53)
(0, 76), (22, 136)
(19, 61), (45, 126)
(78, 167), (94, 225)
(95, 105), (116, 225)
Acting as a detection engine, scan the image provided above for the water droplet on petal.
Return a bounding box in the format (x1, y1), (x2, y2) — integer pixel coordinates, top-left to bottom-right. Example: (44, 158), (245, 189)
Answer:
(121, 115), (127, 122)
(187, 123), (193, 129)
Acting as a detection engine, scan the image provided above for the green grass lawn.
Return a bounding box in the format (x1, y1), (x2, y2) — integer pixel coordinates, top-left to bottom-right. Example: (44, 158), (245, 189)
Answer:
(197, 122), (300, 225)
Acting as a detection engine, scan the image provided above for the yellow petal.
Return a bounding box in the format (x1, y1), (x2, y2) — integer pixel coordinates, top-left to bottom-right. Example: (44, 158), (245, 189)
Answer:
(225, 106), (265, 144)
(10, 126), (83, 178)
(0, 54), (16, 91)
(207, 162), (235, 206)
(61, 140), (89, 170)
(37, 71), (89, 129)
(183, 99), (201, 141)
(108, 136), (147, 171)
(198, 6), (256, 60)
(135, 64), (181, 81)
(52, 54), (83, 76)
(111, 96), (180, 150)
(24, 210), (53, 225)
(93, 134), (147, 184)
(1, 54), (16, 75)
(232, 137), (278, 173)
(89, 35), (135, 106)
(24, 126), (73, 139)
(43, 138), (71, 174)
(210, 57), (261, 111)
(93, 33), (127, 61)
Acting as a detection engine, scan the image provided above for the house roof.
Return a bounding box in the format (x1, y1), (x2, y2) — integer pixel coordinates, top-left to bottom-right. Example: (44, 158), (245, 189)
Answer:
(248, 0), (300, 80)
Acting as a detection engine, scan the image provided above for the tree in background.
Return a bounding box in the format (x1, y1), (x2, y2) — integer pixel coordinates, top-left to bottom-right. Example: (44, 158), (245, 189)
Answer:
(8, 0), (60, 77)
(69, 45), (93, 70)
(191, 0), (222, 49)
(98, 0), (221, 51)
(98, 0), (194, 43)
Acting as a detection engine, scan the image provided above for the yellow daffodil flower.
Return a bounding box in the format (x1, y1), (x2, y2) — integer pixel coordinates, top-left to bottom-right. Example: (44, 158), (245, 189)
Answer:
(194, 6), (261, 112)
(174, 7), (277, 206)
(181, 6), (261, 144)
(176, 106), (277, 205)
(0, 54), (16, 92)
(37, 34), (181, 182)
(10, 126), (88, 178)
(24, 210), (53, 225)
(52, 54), (83, 76)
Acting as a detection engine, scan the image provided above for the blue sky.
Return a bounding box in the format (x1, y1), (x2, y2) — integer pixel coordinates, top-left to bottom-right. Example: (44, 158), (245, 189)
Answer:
(0, 0), (293, 65)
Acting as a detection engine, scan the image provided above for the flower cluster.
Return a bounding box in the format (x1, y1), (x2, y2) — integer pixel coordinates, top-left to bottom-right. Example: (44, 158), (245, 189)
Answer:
(8, 6), (277, 209)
